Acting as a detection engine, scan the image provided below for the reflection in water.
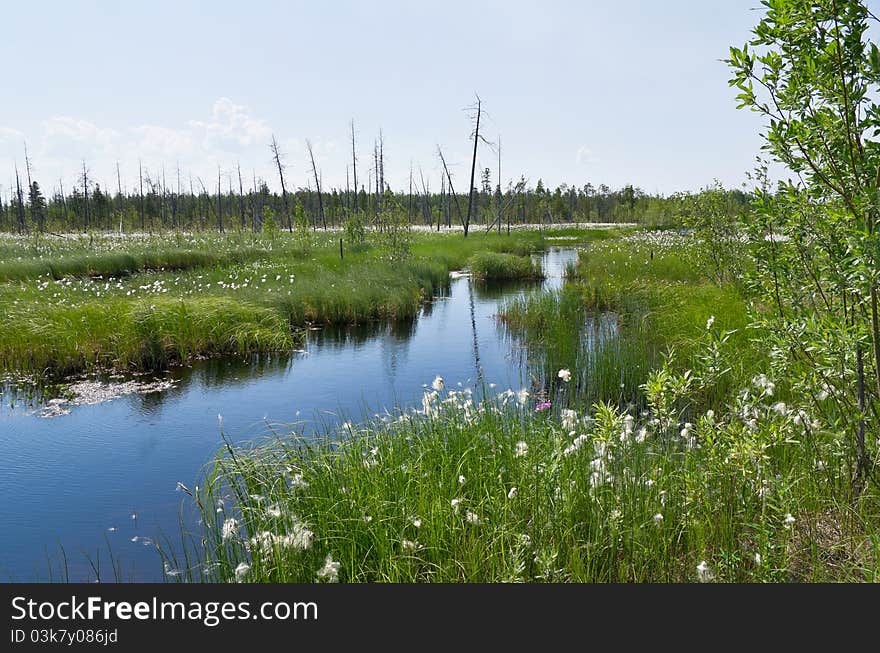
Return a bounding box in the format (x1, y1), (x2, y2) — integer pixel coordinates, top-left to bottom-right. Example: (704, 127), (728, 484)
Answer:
(0, 247), (599, 581)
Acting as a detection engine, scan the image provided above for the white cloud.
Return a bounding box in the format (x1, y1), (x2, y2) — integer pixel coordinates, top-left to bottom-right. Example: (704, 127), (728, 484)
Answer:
(576, 145), (598, 166)
(189, 97), (271, 150)
(0, 126), (25, 142)
(132, 125), (195, 159)
(41, 117), (120, 156)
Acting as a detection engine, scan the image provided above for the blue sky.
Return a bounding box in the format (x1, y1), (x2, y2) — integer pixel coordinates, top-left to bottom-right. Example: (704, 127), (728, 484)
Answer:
(0, 1), (794, 198)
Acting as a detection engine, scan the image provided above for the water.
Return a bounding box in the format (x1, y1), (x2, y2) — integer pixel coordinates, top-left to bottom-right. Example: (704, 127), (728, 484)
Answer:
(0, 248), (579, 581)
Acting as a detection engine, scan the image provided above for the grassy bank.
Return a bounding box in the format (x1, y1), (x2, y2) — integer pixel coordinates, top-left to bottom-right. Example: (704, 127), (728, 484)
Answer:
(0, 230), (552, 377)
(468, 251), (544, 282)
(167, 378), (878, 583)
(501, 231), (761, 410)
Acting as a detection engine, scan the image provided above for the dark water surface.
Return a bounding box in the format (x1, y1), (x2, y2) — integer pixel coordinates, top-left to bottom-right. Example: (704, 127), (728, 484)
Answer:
(0, 248), (578, 581)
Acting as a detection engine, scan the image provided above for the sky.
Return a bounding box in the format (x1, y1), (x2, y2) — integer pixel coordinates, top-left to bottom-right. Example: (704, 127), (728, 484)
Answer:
(0, 0), (808, 199)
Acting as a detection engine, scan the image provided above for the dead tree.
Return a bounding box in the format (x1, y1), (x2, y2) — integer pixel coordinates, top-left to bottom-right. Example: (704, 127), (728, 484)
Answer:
(350, 120), (358, 213)
(463, 95), (483, 237)
(497, 135), (502, 234)
(306, 140), (327, 229)
(216, 166), (223, 232)
(138, 161), (146, 232)
(14, 165), (25, 234)
(269, 135), (292, 232)
(237, 164), (246, 230)
(116, 162), (124, 232)
(81, 161), (90, 231)
(437, 146), (465, 229)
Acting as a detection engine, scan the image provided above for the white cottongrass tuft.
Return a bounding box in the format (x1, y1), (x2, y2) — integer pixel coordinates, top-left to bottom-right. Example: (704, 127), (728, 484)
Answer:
(783, 513), (796, 529)
(234, 562), (250, 582)
(706, 315), (715, 330)
(696, 560), (713, 582)
(563, 434), (590, 456)
(402, 539), (421, 553)
(653, 513), (664, 526)
(465, 510), (481, 526)
(507, 487), (518, 500)
(432, 375), (445, 391)
(514, 441), (529, 457)
(221, 518), (239, 542)
(458, 474), (466, 485)
(561, 409), (578, 431)
(316, 555), (341, 583)
(557, 368), (572, 383)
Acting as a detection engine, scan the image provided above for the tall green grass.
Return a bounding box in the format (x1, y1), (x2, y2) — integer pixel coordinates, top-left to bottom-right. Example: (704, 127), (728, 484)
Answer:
(0, 230), (558, 377)
(468, 251), (544, 282)
(165, 386), (879, 583)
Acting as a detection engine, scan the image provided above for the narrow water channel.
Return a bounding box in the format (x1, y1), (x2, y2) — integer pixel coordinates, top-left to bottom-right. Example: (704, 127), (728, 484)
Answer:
(0, 247), (579, 581)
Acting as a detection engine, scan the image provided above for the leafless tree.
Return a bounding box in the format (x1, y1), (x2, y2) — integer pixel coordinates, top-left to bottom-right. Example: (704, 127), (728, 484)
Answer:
(269, 134), (292, 232)
(306, 140), (326, 229)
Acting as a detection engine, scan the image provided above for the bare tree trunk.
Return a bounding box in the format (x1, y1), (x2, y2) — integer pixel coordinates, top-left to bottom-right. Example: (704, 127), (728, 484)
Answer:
(464, 95), (482, 238)
(81, 161), (90, 231)
(116, 162), (123, 233)
(138, 161), (145, 232)
(497, 135), (502, 234)
(216, 166), (223, 232)
(350, 120), (358, 213)
(438, 146), (465, 229)
(306, 140), (326, 229)
(14, 166), (25, 234)
(237, 164), (246, 231)
(270, 135), (291, 232)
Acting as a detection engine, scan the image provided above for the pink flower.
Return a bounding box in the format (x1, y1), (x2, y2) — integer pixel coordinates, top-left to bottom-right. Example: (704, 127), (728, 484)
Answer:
(535, 401), (552, 412)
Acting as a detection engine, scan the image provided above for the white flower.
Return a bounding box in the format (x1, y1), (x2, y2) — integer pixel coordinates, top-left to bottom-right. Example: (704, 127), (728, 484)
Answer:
(771, 402), (788, 416)
(783, 513), (795, 529)
(411, 517), (422, 528)
(234, 562), (250, 582)
(221, 518), (239, 541)
(653, 513), (664, 526)
(561, 409), (578, 430)
(431, 375), (445, 391)
(696, 560), (713, 582)
(465, 510), (481, 526)
(451, 498), (462, 512)
(635, 427), (648, 443)
(516, 388), (530, 405)
(557, 368), (572, 383)
(514, 441), (529, 458)
(563, 434), (590, 456)
(402, 539), (421, 552)
(752, 374), (775, 396)
(507, 487), (518, 500)
(609, 509), (622, 522)
(289, 473), (309, 489)
(458, 474), (466, 485)
(706, 315), (715, 330)
(316, 555), (340, 583)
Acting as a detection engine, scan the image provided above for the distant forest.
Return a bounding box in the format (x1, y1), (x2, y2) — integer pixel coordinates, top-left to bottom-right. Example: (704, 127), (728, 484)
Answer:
(1, 132), (752, 234)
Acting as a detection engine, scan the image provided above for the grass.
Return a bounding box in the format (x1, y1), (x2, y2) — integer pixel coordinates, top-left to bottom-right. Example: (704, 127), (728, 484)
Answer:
(500, 231), (762, 411)
(468, 251), (544, 282)
(0, 229), (553, 378)
(165, 383), (879, 583)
